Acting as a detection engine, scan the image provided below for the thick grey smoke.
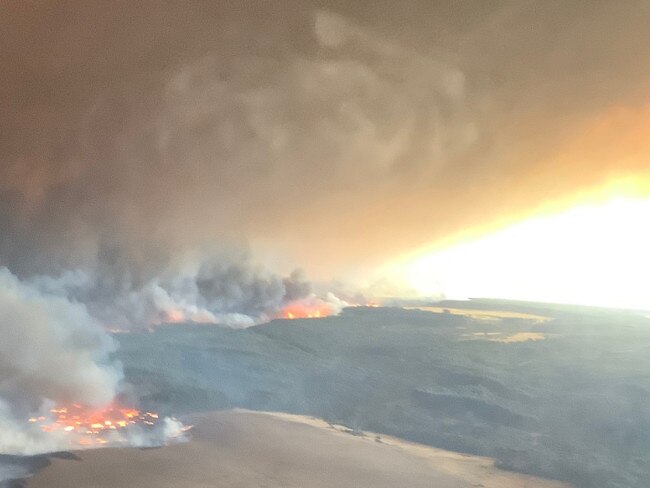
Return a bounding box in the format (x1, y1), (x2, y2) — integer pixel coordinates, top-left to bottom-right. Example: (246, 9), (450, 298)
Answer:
(28, 254), (318, 329)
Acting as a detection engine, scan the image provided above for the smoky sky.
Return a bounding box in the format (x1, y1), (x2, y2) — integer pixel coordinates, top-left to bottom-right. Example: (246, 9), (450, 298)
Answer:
(2, 0), (650, 279)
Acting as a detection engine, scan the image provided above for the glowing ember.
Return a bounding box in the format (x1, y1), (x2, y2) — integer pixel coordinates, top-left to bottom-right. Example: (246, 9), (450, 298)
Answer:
(27, 404), (189, 448)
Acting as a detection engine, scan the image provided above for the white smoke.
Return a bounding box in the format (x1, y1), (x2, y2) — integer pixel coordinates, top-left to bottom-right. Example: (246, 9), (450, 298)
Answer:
(0, 268), (118, 454)
(0, 268), (190, 455)
(0, 268), (119, 409)
(119, 417), (190, 449)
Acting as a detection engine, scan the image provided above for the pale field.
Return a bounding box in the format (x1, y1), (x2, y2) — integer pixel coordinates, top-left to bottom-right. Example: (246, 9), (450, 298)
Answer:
(29, 410), (571, 488)
(406, 306), (551, 322)
(261, 410), (570, 488)
(496, 332), (547, 343)
(463, 331), (548, 343)
(406, 305), (551, 343)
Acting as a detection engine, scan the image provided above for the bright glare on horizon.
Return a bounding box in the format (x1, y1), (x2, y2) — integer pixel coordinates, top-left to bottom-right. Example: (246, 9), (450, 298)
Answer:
(401, 197), (650, 311)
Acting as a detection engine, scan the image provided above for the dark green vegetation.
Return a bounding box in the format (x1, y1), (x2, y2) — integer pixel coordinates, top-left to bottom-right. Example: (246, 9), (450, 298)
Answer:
(116, 301), (650, 488)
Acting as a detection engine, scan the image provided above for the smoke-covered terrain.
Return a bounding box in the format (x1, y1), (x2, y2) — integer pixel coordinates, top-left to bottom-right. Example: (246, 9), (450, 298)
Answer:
(114, 302), (650, 488)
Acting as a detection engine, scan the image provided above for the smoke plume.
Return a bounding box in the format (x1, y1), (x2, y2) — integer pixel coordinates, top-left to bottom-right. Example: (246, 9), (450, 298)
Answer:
(0, 268), (120, 454)
(0, 268), (192, 456)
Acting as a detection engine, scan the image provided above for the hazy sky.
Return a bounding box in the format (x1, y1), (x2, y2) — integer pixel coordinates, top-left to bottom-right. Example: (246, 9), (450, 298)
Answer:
(2, 0), (650, 290)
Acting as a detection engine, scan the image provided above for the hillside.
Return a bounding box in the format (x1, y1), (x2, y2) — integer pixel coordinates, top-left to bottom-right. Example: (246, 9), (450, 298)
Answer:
(116, 304), (650, 488)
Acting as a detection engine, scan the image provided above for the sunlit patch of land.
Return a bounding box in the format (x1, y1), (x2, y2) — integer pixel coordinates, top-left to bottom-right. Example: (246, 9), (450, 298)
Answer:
(496, 332), (546, 343)
(460, 331), (547, 343)
(405, 306), (551, 322)
(254, 410), (571, 488)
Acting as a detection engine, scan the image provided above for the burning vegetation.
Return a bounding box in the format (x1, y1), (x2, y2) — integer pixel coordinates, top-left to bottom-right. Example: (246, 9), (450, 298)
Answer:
(277, 293), (349, 320)
(27, 404), (190, 449)
(280, 302), (334, 319)
(278, 295), (382, 320)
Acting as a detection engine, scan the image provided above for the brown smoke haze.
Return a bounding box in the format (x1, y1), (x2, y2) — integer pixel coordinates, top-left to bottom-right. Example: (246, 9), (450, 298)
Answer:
(3, 1), (650, 281)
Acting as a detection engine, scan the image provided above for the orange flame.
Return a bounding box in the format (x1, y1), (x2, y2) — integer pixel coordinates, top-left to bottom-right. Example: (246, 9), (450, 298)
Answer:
(279, 296), (380, 319)
(279, 300), (334, 319)
(156, 308), (217, 325)
(28, 404), (164, 446)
